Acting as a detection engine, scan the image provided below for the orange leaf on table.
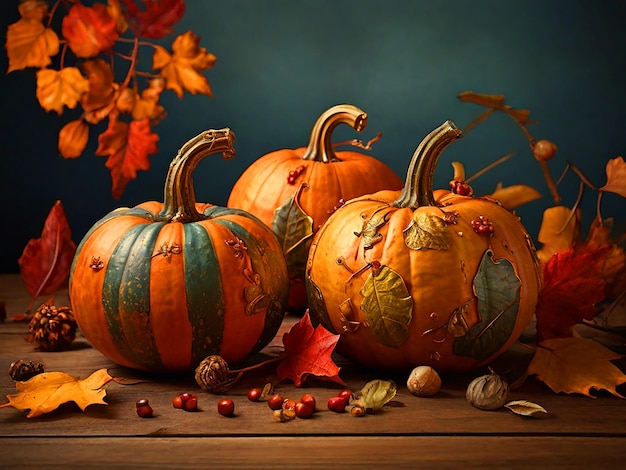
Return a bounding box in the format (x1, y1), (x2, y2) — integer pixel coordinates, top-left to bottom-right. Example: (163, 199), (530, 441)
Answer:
(527, 337), (626, 398)
(36, 67), (90, 115)
(122, 0), (186, 39)
(599, 156), (626, 198)
(96, 115), (159, 199)
(153, 30), (216, 99)
(5, 2), (59, 73)
(0, 369), (115, 418)
(61, 2), (119, 58)
(276, 311), (346, 387)
(18, 200), (77, 302)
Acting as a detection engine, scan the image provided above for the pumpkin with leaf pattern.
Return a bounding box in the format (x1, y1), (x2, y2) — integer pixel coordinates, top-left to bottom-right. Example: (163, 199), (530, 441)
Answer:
(227, 104), (403, 312)
(306, 121), (542, 372)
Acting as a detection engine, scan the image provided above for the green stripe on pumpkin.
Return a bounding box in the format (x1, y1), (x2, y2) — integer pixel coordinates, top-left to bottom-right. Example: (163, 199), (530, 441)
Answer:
(183, 223), (225, 365)
(103, 222), (163, 370)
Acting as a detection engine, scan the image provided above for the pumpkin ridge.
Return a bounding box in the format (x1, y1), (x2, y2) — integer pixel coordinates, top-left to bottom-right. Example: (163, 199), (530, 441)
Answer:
(103, 223), (163, 370)
(183, 223), (225, 366)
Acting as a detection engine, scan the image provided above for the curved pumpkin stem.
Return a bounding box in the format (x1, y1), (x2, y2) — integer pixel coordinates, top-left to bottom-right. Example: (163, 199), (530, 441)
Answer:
(301, 104), (368, 163)
(157, 128), (236, 223)
(393, 121), (463, 209)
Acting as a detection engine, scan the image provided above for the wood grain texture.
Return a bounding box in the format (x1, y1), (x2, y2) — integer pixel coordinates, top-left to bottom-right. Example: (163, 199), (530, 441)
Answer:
(1, 274), (625, 467)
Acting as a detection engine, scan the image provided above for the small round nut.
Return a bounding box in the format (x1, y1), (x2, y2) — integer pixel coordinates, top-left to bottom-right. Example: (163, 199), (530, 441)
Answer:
(466, 369), (509, 411)
(407, 365), (442, 397)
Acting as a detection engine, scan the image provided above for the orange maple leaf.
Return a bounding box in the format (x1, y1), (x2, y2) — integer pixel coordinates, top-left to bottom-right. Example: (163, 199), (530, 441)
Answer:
(536, 205), (582, 264)
(58, 119), (89, 159)
(5, 0), (59, 73)
(62, 2), (119, 58)
(276, 311), (345, 387)
(18, 200), (77, 301)
(0, 369), (115, 418)
(96, 115), (159, 199)
(80, 58), (118, 124)
(36, 67), (90, 115)
(527, 337), (626, 398)
(153, 30), (216, 99)
(132, 77), (166, 121)
(600, 156), (626, 198)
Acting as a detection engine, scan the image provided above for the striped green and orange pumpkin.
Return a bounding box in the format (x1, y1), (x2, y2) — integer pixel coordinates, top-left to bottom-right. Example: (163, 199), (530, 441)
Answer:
(69, 129), (289, 372)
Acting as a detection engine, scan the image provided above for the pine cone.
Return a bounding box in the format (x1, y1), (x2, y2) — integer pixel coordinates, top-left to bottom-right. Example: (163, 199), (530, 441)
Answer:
(28, 304), (77, 351)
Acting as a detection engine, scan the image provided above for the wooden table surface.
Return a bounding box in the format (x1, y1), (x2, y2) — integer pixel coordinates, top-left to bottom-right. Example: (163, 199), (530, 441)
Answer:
(1, 273), (625, 469)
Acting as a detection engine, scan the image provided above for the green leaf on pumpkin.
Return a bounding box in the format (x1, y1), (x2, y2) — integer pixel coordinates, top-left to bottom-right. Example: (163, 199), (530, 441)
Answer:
(360, 265), (413, 348)
(453, 250), (521, 361)
(272, 190), (313, 280)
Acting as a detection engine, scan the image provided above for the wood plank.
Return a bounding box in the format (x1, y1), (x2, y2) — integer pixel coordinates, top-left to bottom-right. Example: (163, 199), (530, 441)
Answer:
(2, 272), (626, 468)
(1, 436), (626, 468)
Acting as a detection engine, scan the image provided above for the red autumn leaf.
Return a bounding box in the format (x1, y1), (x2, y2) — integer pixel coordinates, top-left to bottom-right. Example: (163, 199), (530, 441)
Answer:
(535, 246), (609, 341)
(122, 0), (185, 39)
(276, 311), (346, 387)
(62, 3), (119, 58)
(18, 201), (77, 301)
(96, 115), (159, 199)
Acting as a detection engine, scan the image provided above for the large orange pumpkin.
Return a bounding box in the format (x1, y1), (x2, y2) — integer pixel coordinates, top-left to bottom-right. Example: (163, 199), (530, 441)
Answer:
(227, 104), (403, 312)
(306, 121), (542, 373)
(70, 129), (289, 372)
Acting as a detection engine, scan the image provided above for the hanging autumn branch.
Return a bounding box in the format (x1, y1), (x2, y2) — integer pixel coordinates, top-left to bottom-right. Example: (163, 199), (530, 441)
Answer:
(5, 0), (216, 199)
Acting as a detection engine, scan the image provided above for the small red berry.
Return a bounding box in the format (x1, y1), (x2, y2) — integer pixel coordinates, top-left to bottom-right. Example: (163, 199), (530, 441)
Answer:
(217, 399), (235, 417)
(300, 393), (316, 411)
(183, 395), (198, 412)
(268, 394), (284, 410)
(247, 388), (263, 402)
(295, 401), (314, 419)
(136, 399), (154, 418)
(337, 389), (353, 402)
(172, 396), (184, 409)
(327, 396), (347, 413)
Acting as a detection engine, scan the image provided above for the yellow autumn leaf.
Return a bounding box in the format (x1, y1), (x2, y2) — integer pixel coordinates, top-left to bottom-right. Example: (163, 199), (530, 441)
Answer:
(536, 205), (581, 263)
(528, 337), (626, 398)
(153, 30), (216, 99)
(36, 67), (90, 115)
(599, 156), (626, 198)
(6, 4), (59, 73)
(490, 183), (542, 210)
(0, 369), (114, 418)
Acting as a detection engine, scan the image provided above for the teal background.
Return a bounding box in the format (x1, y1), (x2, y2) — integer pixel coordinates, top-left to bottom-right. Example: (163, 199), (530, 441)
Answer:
(1, 0), (625, 273)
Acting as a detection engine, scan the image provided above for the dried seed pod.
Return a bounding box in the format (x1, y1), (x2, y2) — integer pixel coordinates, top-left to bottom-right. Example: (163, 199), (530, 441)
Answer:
(8, 359), (45, 381)
(407, 365), (442, 397)
(195, 355), (237, 393)
(466, 369), (509, 410)
(28, 303), (77, 351)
